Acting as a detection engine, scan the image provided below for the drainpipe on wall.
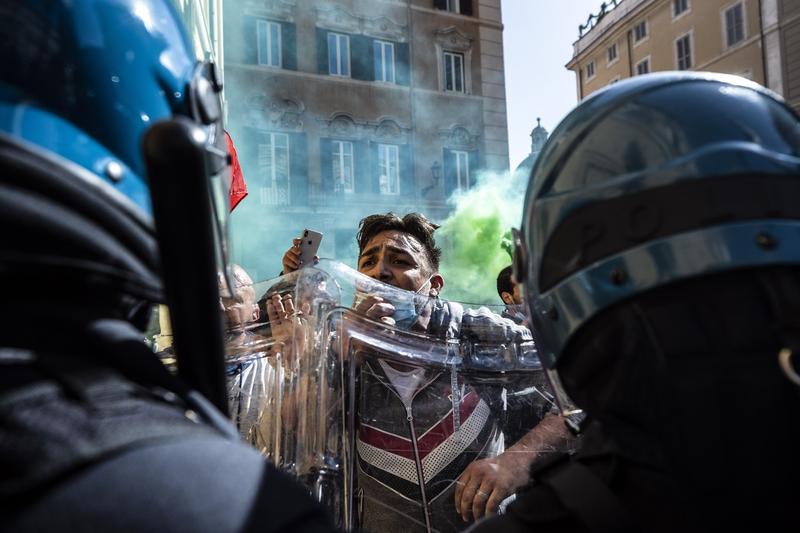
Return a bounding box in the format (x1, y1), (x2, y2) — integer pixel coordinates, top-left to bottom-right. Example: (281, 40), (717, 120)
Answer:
(758, 0), (768, 87)
(627, 29), (634, 78)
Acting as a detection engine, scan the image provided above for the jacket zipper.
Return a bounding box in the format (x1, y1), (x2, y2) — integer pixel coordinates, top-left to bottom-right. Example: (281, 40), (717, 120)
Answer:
(406, 405), (433, 533)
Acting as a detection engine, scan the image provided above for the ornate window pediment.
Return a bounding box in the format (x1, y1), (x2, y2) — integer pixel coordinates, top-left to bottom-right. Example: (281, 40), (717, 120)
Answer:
(315, 5), (361, 34)
(319, 112), (362, 139)
(435, 26), (473, 52)
(439, 124), (479, 150)
(243, 0), (296, 23)
(241, 95), (305, 132)
(364, 15), (406, 42)
(315, 5), (407, 42)
(372, 118), (410, 144)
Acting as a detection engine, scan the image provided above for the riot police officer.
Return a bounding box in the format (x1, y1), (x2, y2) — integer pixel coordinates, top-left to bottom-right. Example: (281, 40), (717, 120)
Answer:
(473, 72), (800, 532)
(0, 1), (333, 531)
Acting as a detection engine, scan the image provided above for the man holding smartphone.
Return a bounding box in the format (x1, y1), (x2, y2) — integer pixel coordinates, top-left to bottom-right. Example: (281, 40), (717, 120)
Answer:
(278, 213), (574, 531)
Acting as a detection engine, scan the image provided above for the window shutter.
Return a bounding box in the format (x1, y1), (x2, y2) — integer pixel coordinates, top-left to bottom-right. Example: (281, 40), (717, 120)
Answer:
(399, 144), (414, 197)
(316, 28), (329, 74)
(320, 138), (333, 192)
(370, 142), (380, 193)
(282, 22), (297, 70)
(354, 140), (370, 194)
(351, 35), (373, 81)
(468, 150), (479, 189)
(290, 133), (308, 205)
(244, 18), (257, 64)
(461, 0), (473, 15)
(443, 148), (457, 197)
(396, 43), (410, 86)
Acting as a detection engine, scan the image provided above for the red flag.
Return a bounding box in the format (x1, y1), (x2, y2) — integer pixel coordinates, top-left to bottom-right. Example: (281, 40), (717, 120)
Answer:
(225, 131), (248, 212)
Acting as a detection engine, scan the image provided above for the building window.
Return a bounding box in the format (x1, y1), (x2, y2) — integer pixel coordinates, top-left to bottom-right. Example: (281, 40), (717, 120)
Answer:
(676, 33), (692, 70)
(673, 0), (690, 18)
(433, 0), (473, 15)
(607, 43), (618, 65)
(586, 60), (596, 80)
(633, 20), (648, 43)
(328, 32), (350, 77)
(377, 144), (400, 195)
(444, 51), (465, 92)
(256, 20), (281, 67)
(724, 2), (745, 48)
(608, 76), (621, 86)
(332, 140), (354, 193)
(453, 150), (470, 192)
(374, 41), (396, 83)
(636, 57), (650, 75)
(258, 132), (290, 205)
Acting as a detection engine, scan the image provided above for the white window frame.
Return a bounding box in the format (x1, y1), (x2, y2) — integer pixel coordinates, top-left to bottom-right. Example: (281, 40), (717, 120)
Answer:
(607, 42), (619, 66)
(332, 140), (354, 193)
(722, 1), (747, 50)
(328, 32), (351, 77)
(586, 60), (596, 81)
(675, 30), (693, 71)
(635, 55), (651, 75)
(258, 132), (290, 205)
(672, 0), (691, 20)
(377, 144), (400, 195)
(374, 40), (396, 84)
(453, 150), (470, 192)
(443, 51), (465, 93)
(445, 0), (461, 13)
(633, 20), (649, 46)
(256, 20), (282, 67)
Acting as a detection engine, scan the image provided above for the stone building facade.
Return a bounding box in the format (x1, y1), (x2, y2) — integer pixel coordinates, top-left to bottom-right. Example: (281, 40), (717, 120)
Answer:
(566, 0), (800, 112)
(222, 0), (509, 276)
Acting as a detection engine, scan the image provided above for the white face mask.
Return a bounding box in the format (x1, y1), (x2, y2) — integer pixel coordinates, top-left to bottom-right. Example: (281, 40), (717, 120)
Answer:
(392, 276), (434, 328)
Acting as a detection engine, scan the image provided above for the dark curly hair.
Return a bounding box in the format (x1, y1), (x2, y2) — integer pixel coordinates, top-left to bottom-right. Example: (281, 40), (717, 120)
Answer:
(357, 212), (442, 272)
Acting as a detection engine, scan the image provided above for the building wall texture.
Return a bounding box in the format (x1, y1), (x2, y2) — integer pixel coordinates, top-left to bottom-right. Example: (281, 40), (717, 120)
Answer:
(221, 0), (509, 278)
(567, 0), (800, 112)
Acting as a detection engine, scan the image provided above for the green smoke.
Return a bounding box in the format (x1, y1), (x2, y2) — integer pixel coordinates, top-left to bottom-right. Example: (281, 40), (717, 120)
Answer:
(437, 169), (527, 305)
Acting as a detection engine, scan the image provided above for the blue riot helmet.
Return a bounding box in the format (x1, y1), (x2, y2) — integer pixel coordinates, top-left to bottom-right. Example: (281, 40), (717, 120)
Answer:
(0, 0), (233, 411)
(514, 72), (800, 409)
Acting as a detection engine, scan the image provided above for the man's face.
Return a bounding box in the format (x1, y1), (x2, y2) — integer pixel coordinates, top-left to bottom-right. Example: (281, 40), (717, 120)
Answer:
(358, 230), (438, 293)
(512, 283), (523, 305)
(220, 280), (259, 329)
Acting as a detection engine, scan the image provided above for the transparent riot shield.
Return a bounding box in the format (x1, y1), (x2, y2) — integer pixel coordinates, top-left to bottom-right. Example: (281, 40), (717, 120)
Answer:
(154, 260), (576, 533)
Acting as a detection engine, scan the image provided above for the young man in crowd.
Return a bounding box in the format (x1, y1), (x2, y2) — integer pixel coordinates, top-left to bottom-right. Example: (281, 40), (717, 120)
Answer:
(278, 213), (573, 531)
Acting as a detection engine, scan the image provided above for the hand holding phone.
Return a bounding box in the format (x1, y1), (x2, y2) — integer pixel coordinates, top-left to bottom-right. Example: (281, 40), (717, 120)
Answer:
(297, 229), (323, 268)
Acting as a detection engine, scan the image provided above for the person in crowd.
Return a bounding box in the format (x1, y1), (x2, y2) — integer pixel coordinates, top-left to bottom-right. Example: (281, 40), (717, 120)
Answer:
(497, 265), (528, 325)
(472, 72), (800, 532)
(221, 264), (272, 440)
(0, 1), (334, 531)
(277, 212), (574, 531)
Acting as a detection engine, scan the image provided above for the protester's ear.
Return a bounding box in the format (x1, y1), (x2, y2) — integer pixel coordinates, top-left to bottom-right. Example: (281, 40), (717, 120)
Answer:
(500, 291), (515, 306)
(428, 274), (444, 297)
(251, 303), (260, 322)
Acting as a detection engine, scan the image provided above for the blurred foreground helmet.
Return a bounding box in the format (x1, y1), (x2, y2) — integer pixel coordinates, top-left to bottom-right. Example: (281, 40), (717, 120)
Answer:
(0, 0), (233, 410)
(518, 72), (800, 370)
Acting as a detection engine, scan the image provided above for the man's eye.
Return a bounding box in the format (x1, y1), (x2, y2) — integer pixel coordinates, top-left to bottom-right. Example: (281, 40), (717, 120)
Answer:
(360, 259), (374, 267)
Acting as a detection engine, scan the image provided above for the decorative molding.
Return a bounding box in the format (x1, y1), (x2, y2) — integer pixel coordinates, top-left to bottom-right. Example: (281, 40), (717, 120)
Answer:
(434, 27), (474, 93)
(243, 0), (296, 23)
(438, 124), (479, 150)
(241, 95), (305, 132)
(316, 113), (410, 144)
(316, 5), (407, 42)
(363, 15), (406, 42)
(435, 26), (473, 52)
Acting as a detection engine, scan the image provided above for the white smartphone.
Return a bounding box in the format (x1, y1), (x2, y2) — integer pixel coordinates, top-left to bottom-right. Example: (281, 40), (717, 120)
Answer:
(298, 229), (323, 268)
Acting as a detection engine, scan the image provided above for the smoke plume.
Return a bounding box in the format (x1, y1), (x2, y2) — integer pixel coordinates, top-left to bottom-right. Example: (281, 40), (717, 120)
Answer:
(436, 167), (528, 304)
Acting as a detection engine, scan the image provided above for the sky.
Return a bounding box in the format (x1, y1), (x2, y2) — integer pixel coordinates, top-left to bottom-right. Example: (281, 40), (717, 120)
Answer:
(501, 0), (604, 168)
